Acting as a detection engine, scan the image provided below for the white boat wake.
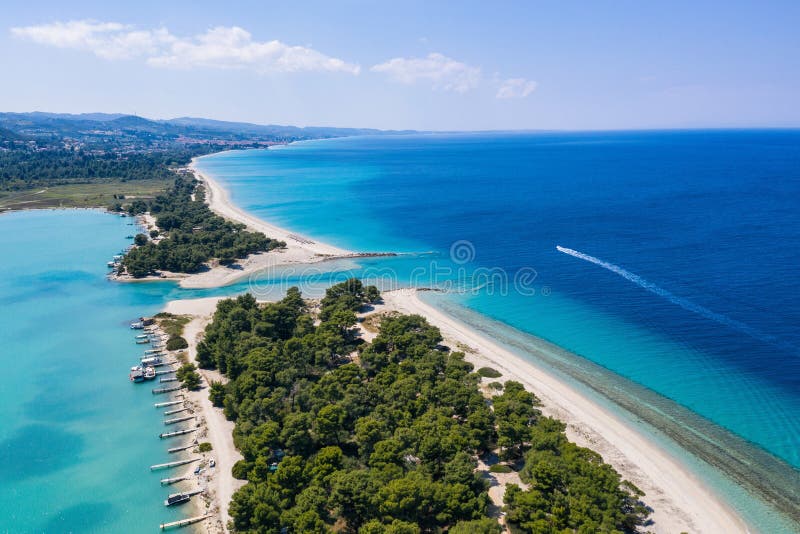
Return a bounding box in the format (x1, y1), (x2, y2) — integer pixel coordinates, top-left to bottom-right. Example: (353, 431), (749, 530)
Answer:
(556, 245), (776, 345)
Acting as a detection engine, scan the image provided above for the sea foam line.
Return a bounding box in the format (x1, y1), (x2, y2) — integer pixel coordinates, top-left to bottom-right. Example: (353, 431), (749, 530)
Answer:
(556, 245), (777, 345)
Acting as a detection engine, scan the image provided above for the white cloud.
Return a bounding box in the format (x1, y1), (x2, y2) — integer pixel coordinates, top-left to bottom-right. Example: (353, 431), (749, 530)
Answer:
(11, 20), (172, 60)
(11, 20), (359, 74)
(371, 53), (480, 93)
(496, 78), (538, 99)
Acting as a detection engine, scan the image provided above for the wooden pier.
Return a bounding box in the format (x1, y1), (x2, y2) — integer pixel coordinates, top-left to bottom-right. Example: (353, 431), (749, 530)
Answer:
(164, 415), (195, 426)
(160, 475), (190, 486)
(153, 385), (182, 394)
(160, 427), (197, 439)
(160, 514), (213, 530)
(154, 399), (183, 408)
(150, 457), (198, 471)
(167, 442), (195, 454)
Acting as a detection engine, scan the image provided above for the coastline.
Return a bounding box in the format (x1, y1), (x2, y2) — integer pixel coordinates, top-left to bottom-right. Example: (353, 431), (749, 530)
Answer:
(162, 296), (245, 534)
(113, 155), (394, 290)
(160, 153), (751, 533)
(377, 289), (748, 534)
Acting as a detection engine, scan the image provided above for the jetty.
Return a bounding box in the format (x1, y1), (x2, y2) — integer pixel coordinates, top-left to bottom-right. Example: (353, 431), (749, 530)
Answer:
(164, 415), (195, 425)
(150, 457), (198, 471)
(164, 407), (189, 416)
(154, 399), (183, 408)
(160, 427), (197, 439)
(160, 514), (213, 530)
(167, 442), (195, 453)
(160, 377), (178, 383)
(160, 474), (190, 486)
(153, 385), (182, 394)
(155, 369), (175, 375)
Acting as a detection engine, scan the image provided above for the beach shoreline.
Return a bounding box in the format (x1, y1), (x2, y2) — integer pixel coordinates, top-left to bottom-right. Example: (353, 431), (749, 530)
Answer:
(111, 156), (395, 289)
(156, 154), (751, 533)
(376, 288), (749, 534)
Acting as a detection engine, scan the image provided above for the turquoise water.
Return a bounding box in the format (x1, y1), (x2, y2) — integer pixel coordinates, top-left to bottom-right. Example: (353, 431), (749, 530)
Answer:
(196, 131), (800, 532)
(0, 210), (224, 533)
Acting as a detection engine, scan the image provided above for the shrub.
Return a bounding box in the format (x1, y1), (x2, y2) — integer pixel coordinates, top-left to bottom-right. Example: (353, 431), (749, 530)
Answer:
(166, 336), (188, 351)
(477, 366), (502, 378)
(134, 233), (148, 246)
(209, 381), (226, 407)
(450, 518), (502, 534)
(149, 229), (159, 238)
(488, 381), (504, 391)
(198, 442), (213, 453)
(232, 459), (250, 480)
(489, 464), (512, 473)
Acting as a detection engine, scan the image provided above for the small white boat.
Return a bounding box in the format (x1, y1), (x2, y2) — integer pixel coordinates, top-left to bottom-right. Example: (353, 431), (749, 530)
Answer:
(130, 322), (144, 330)
(144, 366), (156, 380)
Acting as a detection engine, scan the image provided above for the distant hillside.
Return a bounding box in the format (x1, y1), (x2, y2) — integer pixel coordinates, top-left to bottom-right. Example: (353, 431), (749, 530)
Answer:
(0, 112), (413, 152)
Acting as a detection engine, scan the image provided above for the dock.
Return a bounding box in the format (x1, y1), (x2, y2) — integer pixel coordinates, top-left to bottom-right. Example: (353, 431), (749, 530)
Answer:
(164, 407), (189, 416)
(160, 475), (190, 486)
(155, 369), (175, 375)
(150, 457), (199, 471)
(167, 442), (196, 454)
(154, 400), (183, 408)
(160, 427), (197, 439)
(160, 377), (178, 383)
(164, 415), (195, 426)
(153, 385), (182, 394)
(160, 514), (213, 530)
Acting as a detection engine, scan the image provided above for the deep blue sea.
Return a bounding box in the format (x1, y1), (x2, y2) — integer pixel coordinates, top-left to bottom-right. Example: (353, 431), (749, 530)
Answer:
(196, 130), (800, 531)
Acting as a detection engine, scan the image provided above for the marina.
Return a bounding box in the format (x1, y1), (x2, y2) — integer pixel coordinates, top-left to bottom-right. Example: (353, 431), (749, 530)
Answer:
(121, 315), (214, 530)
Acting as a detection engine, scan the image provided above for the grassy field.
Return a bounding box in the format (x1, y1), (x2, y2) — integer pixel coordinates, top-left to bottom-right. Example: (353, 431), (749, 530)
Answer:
(0, 178), (172, 212)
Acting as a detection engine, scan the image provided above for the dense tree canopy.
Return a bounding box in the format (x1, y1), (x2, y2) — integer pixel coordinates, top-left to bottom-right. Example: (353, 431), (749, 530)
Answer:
(198, 280), (649, 533)
(0, 148), (194, 191)
(121, 176), (284, 276)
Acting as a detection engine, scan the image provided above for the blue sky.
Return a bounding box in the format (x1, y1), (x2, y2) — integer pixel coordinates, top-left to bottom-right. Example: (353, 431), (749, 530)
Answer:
(2, 0), (798, 130)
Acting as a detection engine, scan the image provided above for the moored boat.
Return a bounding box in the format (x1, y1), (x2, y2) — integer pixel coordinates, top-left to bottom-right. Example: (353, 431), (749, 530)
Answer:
(129, 366), (144, 382)
(130, 321), (144, 329)
(164, 492), (191, 507)
(143, 366), (156, 380)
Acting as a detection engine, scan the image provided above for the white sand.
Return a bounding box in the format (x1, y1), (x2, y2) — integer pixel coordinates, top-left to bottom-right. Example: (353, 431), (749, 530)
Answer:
(377, 288), (749, 534)
(168, 305), (246, 534)
(164, 158), (355, 289)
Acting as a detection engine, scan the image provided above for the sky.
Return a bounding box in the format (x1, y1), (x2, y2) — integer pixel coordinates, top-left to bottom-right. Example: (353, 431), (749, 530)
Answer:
(1, 0), (799, 130)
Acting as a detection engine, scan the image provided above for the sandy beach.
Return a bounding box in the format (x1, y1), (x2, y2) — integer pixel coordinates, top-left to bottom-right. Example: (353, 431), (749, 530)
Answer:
(157, 157), (749, 534)
(376, 288), (749, 534)
(118, 158), (394, 289)
(162, 297), (245, 534)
